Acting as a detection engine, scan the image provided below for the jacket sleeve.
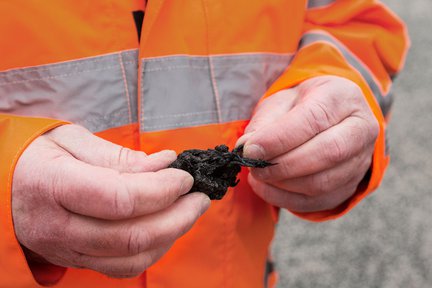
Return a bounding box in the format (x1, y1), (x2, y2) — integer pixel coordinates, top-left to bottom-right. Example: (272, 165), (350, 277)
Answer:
(0, 114), (68, 287)
(263, 0), (409, 221)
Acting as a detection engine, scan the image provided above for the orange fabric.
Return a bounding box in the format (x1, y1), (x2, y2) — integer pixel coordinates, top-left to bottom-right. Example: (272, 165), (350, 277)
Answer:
(141, 122), (276, 288)
(0, 1), (141, 70)
(140, 0), (305, 57)
(95, 123), (140, 150)
(304, 0), (409, 94)
(0, 0), (408, 287)
(268, 271), (278, 288)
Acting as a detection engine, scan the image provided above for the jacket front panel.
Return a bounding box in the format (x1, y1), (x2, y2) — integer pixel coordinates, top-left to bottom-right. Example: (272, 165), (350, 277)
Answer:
(0, 1), (305, 287)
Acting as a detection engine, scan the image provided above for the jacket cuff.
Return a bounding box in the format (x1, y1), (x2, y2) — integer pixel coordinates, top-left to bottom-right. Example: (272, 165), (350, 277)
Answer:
(0, 115), (68, 286)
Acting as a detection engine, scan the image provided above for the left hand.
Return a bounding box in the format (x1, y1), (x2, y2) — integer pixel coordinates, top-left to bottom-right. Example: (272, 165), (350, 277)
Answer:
(236, 76), (379, 213)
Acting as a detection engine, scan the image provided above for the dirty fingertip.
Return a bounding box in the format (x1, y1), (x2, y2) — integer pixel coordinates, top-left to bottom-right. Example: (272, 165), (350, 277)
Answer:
(243, 144), (265, 160)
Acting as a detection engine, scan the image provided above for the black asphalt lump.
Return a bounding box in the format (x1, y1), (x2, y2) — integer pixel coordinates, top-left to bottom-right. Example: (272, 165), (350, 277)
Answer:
(169, 145), (274, 200)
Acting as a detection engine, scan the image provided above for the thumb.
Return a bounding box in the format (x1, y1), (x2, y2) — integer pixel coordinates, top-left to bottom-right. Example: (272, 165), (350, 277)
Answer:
(236, 88), (298, 148)
(46, 124), (176, 173)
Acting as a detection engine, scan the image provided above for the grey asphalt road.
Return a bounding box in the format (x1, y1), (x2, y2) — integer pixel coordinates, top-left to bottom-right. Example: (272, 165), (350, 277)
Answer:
(273, 1), (432, 287)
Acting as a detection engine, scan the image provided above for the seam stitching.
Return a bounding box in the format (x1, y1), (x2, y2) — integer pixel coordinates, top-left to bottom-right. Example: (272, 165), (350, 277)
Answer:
(118, 52), (133, 124)
(143, 53), (293, 62)
(0, 62), (135, 86)
(0, 61), (134, 86)
(143, 110), (218, 120)
(201, 0), (222, 124)
(1, 52), (137, 76)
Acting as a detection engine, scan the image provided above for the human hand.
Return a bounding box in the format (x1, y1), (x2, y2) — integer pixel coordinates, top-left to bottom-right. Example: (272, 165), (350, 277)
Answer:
(237, 76), (379, 213)
(12, 124), (210, 278)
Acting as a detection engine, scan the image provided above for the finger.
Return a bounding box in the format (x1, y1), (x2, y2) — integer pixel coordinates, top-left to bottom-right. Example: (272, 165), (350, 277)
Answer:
(54, 158), (195, 219)
(46, 124), (176, 173)
(250, 116), (377, 181)
(249, 174), (357, 212)
(270, 155), (372, 197)
(236, 89), (298, 147)
(66, 192), (210, 257)
(242, 86), (356, 160)
(69, 245), (171, 278)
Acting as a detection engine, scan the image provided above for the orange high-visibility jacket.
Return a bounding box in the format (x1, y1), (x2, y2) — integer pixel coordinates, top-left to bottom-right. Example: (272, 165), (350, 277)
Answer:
(0, 1), (408, 287)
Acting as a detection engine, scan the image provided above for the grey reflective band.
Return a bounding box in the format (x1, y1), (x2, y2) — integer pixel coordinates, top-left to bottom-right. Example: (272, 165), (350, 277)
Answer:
(0, 51), (293, 133)
(299, 32), (392, 116)
(140, 54), (293, 132)
(307, 0), (335, 9)
(0, 50), (139, 133)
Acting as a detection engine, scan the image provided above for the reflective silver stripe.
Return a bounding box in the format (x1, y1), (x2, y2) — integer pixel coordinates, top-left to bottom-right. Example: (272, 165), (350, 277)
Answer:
(307, 0), (335, 9)
(0, 50), (139, 133)
(1, 51), (294, 134)
(299, 32), (392, 116)
(140, 54), (293, 132)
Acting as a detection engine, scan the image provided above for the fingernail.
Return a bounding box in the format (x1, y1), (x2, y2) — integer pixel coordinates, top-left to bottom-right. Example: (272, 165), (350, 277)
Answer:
(180, 174), (194, 195)
(244, 144), (265, 159)
(235, 132), (254, 148)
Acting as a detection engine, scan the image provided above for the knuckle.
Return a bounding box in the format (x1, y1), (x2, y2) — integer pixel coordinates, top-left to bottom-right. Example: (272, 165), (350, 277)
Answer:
(117, 147), (145, 169)
(133, 227), (155, 254)
(277, 160), (291, 180)
(110, 181), (135, 219)
(110, 146), (131, 169)
(110, 146), (147, 172)
(324, 135), (350, 164)
(118, 147), (132, 166)
(347, 80), (363, 98)
(273, 133), (287, 157)
(306, 102), (332, 134)
(126, 228), (146, 255)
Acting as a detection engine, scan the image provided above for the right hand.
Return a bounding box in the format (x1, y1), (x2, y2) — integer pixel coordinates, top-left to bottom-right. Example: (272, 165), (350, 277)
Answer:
(12, 124), (210, 278)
